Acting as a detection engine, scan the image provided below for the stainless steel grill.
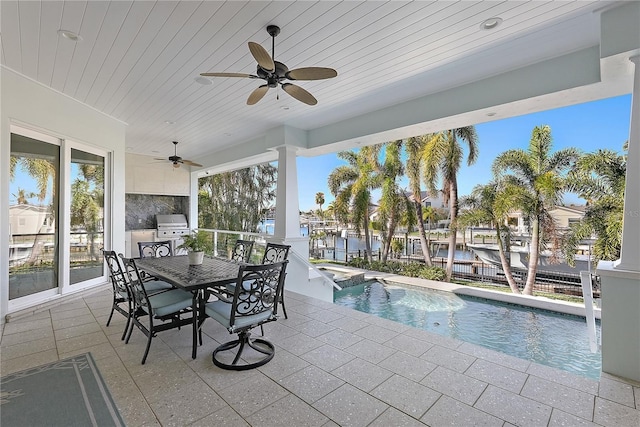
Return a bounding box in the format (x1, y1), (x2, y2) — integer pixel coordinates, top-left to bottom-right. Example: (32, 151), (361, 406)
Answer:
(156, 214), (189, 238)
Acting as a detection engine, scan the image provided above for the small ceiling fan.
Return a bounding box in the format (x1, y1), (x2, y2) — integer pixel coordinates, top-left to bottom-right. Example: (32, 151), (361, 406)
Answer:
(155, 141), (202, 168)
(200, 25), (337, 106)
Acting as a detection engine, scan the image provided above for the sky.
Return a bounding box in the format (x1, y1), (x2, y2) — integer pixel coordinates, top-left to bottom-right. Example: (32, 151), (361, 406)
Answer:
(297, 94), (632, 212)
(10, 94), (631, 211)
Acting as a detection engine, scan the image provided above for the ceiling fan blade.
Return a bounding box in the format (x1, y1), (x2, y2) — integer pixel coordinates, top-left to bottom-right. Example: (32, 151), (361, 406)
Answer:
(154, 158), (167, 161)
(200, 72), (253, 78)
(286, 67), (338, 81)
(182, 159), (203, 167)
(247, 85), (269, 105)
(248, 42), (275, 72)
(281, 83), (317, 106)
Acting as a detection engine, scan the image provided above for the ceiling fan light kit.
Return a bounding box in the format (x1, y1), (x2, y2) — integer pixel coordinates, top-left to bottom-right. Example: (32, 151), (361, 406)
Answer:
(200, 25), (337, 106)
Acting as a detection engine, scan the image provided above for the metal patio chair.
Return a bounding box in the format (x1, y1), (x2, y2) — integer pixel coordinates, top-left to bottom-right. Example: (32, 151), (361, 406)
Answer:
(204, 260), (288, 370)
(103, 250), (173, 340)
(120, 256), (194, 364)
(137, 240), (172, 258)
(225, 243), (291, 320)
(230, 239), (254, 262)
(261, 243), (291, 319)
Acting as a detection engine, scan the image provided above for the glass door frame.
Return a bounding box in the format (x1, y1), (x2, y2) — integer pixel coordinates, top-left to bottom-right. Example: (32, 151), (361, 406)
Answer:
(61, 139), (110, 293)
(8, 126), (61, 310)
(8, 125), (111, 311)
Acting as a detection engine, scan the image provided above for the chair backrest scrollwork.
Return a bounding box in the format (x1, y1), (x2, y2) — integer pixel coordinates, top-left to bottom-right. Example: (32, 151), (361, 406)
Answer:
(231, 239), (254, 263)
(138, 241), (172, 258)
(262, 243), (290, 264)
(229, 260), (288, 328)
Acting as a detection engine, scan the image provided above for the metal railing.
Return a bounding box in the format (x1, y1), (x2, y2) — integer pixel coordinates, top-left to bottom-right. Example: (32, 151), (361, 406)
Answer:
(197, 228), (340, 290)
(288, 249), (342, 291)
(580, 271), (600, 352)
(422, 257), (596, 297)
(10, 232), (104, 270)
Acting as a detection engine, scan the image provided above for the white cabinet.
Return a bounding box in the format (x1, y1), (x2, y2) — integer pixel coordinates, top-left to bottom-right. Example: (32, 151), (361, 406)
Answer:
(126, 230), (156, 258)
(125, 153), (190, 195)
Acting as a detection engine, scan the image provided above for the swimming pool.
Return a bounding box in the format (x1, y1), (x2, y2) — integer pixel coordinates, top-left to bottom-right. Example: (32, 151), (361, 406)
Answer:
(334, 280), (601, 379)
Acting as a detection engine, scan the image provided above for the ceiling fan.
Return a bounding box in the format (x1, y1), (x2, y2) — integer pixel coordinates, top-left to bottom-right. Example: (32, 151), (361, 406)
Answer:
(200, 25), (337, 106)
(155, 141), (202, 168)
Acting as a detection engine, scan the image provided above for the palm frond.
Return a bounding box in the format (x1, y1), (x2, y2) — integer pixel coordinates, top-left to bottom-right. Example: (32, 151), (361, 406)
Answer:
(492, 149), (532, 180)
(454, 126), (479, 165)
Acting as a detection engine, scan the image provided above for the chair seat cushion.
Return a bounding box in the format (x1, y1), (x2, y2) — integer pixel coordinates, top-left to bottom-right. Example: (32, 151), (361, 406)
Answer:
(144, 280), (174, 293)
(225, 280), (253, 294)
(205, 299), (273, 331)
(149, 289), (193, 317)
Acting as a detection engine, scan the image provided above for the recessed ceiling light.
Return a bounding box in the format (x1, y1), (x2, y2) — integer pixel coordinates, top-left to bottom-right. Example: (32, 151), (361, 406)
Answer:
(224, 133), (232, 137)
(480, 17), (502, 30)
(58, 29), (82, 42)
(151, 150), (160, 153)
(486, 112), (497, 117)
(194, 76), (212, 85)
(165, 120), (175, 125)
(280, 105), (290, 111)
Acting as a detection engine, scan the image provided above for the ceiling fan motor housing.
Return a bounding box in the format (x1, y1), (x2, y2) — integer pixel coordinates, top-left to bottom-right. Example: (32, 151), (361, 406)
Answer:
(267, 25), (280, 37)
(258, 61), (289, 87)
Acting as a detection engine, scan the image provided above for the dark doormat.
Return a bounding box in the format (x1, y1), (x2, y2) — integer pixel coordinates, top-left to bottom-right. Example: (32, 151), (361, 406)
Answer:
(1, 353), (125, 426)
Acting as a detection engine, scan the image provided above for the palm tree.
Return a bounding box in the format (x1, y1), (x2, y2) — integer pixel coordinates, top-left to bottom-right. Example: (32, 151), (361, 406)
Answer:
(492, 125), (579, 295)
(459, 182), (525, 293)
(422, 126), (479, 281)
(10, 156), (56, 202)
(328, 145), (381, 262)
(405, 136), (433, 266)
(563, 146), (626, 264)
(326, 199), (349, 234)
(377, 141), (411, 261)
(315, 192), (325, 218)
(71, 162), (105, 261)
(12, 188), (36, 205)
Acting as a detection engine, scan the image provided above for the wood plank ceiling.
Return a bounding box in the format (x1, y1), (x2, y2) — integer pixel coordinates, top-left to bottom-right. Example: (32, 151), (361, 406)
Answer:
(0, 1), (610, 161)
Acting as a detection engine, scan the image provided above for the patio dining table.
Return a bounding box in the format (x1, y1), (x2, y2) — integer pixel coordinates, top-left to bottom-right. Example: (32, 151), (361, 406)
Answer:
(135, 255), (242, 359)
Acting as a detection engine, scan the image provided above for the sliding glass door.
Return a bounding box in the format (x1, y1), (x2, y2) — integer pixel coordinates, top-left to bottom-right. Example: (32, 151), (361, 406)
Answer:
(9, 132), (60, 300)
(9, 126), (109, 306)
(69, 148), (106, 285)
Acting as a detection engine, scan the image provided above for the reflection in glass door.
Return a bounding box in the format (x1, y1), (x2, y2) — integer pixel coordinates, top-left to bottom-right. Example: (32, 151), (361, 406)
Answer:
(70, 149), (105, 284)
(9, 133), (60, 300)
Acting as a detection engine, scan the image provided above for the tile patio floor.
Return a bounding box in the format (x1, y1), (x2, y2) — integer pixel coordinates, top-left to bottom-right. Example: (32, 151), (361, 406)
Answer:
(1, 285), (639, 426)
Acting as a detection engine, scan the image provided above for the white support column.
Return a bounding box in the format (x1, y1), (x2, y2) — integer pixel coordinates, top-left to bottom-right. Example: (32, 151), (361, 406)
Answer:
(597, 55), (640, 382)
(272, 146), (326, 299)
(274, 145), (301, 239)
(189, 172), (199, 230)
(616, 55), (640, 272)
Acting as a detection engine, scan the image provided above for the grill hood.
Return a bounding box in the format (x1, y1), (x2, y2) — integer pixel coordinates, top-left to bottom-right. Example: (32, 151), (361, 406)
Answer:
(156, 214), (189, 236)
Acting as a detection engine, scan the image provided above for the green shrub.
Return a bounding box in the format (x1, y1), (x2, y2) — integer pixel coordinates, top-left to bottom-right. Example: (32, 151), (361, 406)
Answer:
(347, 257), (369, 269)
(417, 266), (446, 281)
(398, 262), (424, 277)
(345, 258), (446, 282)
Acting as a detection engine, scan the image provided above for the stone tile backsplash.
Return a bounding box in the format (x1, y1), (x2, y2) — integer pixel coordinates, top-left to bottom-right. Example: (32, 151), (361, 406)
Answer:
(125, 194), (189, 230)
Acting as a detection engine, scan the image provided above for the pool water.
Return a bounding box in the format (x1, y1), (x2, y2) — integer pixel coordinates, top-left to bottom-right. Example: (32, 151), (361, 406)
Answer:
(334, 280), (601, 379)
